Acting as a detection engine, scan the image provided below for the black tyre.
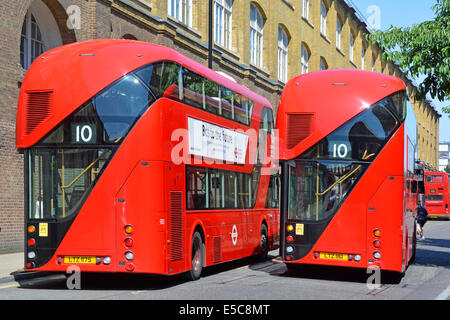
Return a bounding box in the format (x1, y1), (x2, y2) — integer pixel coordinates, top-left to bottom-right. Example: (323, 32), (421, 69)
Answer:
(257, 224), (269, 261)
(187, 231), (204, 281)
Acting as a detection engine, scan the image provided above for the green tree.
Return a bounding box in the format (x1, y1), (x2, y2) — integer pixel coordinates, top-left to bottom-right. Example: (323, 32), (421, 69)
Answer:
(368, 0), (450, 114)
(445, 164), (450, 173)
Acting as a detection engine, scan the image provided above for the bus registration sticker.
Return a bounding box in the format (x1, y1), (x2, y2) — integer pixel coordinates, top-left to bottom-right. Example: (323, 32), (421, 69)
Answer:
(39, 223), (48, 237)
(295, 224), (304, 235)
(319, 252), (348, 261)
(64, 256), (96, 264)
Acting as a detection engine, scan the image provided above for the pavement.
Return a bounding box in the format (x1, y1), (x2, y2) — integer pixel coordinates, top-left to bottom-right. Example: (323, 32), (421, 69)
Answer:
(0, 252), (24, 283)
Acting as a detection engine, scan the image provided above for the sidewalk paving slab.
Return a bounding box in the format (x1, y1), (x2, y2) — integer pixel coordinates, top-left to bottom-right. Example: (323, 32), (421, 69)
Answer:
(0, 252), (24, 283)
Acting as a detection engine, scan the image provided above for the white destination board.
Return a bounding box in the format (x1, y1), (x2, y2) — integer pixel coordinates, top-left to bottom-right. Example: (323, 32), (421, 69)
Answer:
(188, 117), (248, 164)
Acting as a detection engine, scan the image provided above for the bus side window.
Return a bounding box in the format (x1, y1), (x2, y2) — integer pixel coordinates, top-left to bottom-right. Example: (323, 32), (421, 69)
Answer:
(411, 180), (418, 193)
(221, 86), (235, 120)
(204, 79), (221, 115)
(149, 62), (180, 100)
(183, 68), (205, 109)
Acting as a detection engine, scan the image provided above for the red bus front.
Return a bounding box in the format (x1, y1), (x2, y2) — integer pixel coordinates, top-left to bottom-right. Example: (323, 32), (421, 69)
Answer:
(16, 40), (279, 279)
(424, 172), (450, 219)
(277, 70), (421, 274)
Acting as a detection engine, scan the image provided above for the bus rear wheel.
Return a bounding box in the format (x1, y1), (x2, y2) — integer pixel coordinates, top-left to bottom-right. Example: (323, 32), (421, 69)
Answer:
(257, 224), (269, 261)
(187, 231), (204, 281)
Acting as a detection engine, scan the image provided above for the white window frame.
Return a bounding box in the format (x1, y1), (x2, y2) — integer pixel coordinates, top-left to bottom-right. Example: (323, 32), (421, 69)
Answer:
(250, 4), (264, 68)
(371, 56), (375, 72)
(301, 44), (309, 74)
(214, 0), (233, 49)
(349, 32), (355, 63)
(278, 26), (289, 82)
(302, 0), (309, 20)
(320, 1), (327, 36)
(167, 0), (193, 27)
(336, 16), (342, 50)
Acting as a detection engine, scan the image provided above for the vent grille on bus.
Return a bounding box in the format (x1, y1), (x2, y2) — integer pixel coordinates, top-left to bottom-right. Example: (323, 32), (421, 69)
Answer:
(169, 191), (183, 261)
(25, 91), (52, 135)
(286, 113), (313, 149)
(213, 236), (222, 263)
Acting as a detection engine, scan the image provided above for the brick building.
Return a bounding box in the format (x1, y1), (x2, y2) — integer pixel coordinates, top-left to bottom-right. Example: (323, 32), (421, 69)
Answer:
(0, 0), (441, 253)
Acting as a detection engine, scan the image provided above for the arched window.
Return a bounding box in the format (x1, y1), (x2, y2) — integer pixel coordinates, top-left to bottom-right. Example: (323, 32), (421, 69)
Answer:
(349, 30), (355, 63)
(278, 26), (289, 82)
(302, 0), (309, 20)
(21, 11), (45, 70)
(336, 15), (343, 50)
(20, 1), (63, 70)
(250, 3), (264, 67)
(320, 57), (328, 71)
(301, 43), (310, 74)
(320, 1), (328, 36)
(167, 0), (193, 27)
(215, 0), (233, 49)
(122, 34), (138, 40)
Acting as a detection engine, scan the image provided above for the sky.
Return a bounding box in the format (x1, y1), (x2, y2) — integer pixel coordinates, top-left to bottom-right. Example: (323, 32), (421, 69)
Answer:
(351, 0), (449, 142)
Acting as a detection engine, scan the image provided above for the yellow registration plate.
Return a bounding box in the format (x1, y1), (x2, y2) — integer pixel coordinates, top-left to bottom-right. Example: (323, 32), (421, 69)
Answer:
(64, 256), (96, 264)
(319, 252), (348, 261)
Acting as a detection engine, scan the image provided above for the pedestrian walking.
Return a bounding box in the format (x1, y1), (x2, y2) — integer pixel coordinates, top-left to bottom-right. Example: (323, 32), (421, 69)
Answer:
(416, 202), (428, 240)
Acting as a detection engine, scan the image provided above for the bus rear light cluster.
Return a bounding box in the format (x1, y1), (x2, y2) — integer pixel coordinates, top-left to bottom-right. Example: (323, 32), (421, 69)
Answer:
(124, 238), (133, 248)
(124, 225), (134, 234)
(125, 251), (134, 261)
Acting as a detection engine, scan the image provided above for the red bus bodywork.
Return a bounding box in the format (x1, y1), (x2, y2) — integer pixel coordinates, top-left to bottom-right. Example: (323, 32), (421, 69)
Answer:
(16, 40), (279, 278)
(424, 171), (450, 219)
(277, 70), (421, 273)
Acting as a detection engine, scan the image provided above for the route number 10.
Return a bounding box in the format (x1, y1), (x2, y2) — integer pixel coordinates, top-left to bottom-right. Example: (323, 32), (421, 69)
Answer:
(72, 124), (96, 144)
(332, 143), (348, 158)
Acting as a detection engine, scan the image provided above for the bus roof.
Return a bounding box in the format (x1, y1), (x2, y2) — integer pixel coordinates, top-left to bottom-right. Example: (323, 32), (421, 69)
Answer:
(276, 69), (406, 160)
(17, 39), (271, 148)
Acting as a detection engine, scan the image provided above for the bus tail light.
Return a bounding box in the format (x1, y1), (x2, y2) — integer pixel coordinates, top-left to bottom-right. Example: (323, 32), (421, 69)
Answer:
(28, 238), (36, 246)
(373, 240), (381, 248)
(124, 225), (133, 234)
(287, 225), (294, 232)
(373, 229), (381, 237)
(27, 225), (36, 233)
(125, 251), (134, 261)
(286, 235), (294, 242)
(27, 251), (36, 259)
(373, 252), (381, 259)
(103, 256), (111, 265)
(354, 254), (361, 262)
(124, 238), (133, 247)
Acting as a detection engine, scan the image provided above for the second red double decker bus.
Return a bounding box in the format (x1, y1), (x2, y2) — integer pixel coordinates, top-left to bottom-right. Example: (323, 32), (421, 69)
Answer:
(277, 70), (422, 274)
(424, 171), (450, 220)
(16, 39), (279, 280)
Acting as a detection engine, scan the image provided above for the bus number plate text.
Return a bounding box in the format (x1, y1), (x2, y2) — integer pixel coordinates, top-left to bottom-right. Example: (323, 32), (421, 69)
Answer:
(319, 252), (348, 261)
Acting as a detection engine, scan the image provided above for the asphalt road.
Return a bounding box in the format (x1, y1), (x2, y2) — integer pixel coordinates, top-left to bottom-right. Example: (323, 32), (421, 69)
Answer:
(0, 221), (449, 307)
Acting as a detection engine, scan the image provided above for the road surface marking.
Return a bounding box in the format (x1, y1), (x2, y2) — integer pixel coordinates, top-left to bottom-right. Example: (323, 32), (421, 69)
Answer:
(0, 283), (19, 289)
(435, 285), (450, 300)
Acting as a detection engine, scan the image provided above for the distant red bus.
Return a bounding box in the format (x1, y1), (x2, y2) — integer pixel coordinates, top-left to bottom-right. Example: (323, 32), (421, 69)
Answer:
(16, 40), (279, 280)
(424, 171), (450, 220)
(277, 70), (422, 274)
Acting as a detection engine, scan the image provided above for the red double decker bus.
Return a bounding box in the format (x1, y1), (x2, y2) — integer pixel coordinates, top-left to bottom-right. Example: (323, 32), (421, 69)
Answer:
(277, 70), (422, 274)
(424, 171), (450, 220)
(16, 39), (279, 280)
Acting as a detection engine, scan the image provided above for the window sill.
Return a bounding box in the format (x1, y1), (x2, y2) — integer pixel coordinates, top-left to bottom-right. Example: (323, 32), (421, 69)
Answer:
(249, 63), (271, 78)
(302, 17), (314, 29)
(336, 47), (345, 57)
(214, 42), (241, 62)
(320, 33), (331, 44)
(167, 16), (202, 39)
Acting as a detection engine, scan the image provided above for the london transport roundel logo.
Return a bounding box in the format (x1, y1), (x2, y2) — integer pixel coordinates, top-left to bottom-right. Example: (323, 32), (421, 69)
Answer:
(231, 224), (238, 246)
